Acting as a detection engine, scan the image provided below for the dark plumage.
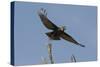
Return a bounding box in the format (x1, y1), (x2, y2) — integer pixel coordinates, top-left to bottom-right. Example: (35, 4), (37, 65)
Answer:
(38, 8), (85, 47)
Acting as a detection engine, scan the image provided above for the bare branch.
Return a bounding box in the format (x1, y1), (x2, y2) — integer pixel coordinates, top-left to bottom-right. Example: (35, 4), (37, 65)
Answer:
(48, 43), (54, 64)
(71, 54), (76, 62)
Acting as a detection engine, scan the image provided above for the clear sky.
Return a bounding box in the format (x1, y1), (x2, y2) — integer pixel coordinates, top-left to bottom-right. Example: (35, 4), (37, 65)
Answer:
(13, 1), (97, 66)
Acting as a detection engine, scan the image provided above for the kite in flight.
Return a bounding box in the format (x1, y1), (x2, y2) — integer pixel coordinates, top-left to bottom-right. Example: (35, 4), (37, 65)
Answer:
(38, 8), (85, 47)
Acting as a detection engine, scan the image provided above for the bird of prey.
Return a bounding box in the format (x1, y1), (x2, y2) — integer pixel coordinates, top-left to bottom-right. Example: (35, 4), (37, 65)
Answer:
(38, 8), (85, 47)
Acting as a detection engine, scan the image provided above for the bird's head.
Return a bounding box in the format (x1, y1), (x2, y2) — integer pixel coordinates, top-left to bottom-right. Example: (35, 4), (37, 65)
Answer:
(59, 26), (66, 31)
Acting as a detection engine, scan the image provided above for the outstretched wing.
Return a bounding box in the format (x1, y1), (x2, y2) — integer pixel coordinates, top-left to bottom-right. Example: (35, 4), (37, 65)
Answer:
(60, 31), (85, 47)
(38, 9), (59, 30)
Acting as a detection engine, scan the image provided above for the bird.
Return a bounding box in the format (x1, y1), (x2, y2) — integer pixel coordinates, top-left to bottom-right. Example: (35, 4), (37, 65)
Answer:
(38, 8), (85, 47)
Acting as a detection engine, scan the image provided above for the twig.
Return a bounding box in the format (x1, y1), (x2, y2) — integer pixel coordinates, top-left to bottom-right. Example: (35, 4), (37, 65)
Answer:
(71, 54), (76, 62)
(41, 56), (48, 64)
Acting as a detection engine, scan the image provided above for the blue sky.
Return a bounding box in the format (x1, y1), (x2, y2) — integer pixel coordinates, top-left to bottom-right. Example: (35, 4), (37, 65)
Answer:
(13, 1), (97, 66)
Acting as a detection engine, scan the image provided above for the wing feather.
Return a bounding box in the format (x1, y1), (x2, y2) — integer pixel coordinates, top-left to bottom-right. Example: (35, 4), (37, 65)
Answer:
(38, 9), (58, 30)
(60, 31), (85, 47)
